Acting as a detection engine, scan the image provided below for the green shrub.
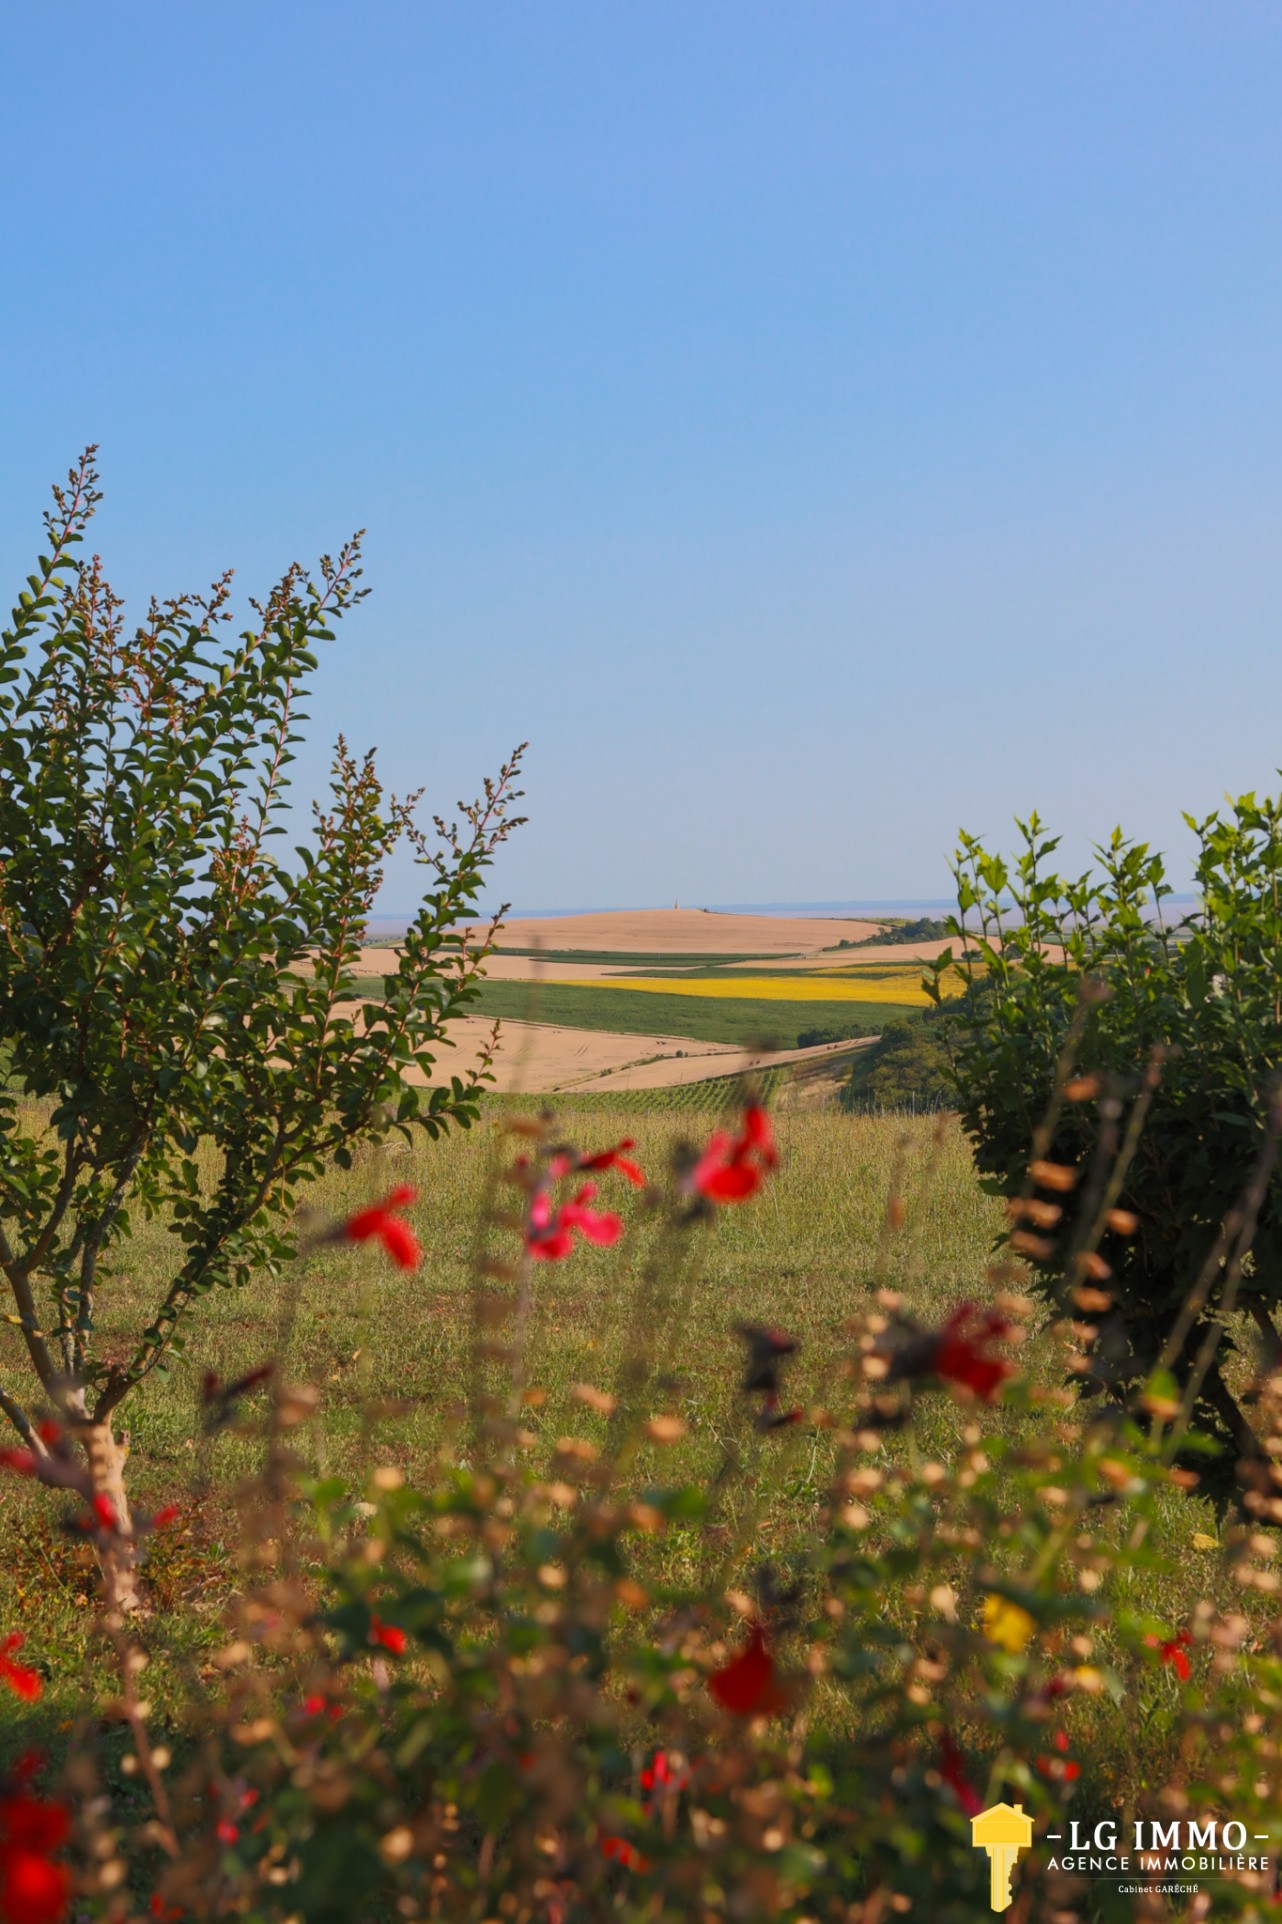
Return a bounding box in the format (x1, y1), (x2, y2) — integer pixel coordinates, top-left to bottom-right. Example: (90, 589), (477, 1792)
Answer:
(933, 801), (1282, 1477)
(0, 453), (522, 1607)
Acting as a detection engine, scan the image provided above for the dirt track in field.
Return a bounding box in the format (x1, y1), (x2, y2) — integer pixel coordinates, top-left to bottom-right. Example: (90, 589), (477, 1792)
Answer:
(425, 1018), (872, 1094)
(332, 1003), (871, 1094)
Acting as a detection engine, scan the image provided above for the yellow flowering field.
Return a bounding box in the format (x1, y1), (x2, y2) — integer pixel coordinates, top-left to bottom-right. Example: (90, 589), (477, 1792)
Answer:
(545, 970), (938, 1006)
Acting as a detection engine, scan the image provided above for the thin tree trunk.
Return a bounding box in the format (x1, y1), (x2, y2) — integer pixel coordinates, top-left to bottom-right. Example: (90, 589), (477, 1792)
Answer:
(82, 1421), (143, 1616)
(1202, 1360), (1264, 1466)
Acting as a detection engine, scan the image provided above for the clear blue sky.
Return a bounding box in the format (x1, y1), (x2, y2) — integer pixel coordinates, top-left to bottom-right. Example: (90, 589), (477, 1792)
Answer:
(2, 3), (1280, 912)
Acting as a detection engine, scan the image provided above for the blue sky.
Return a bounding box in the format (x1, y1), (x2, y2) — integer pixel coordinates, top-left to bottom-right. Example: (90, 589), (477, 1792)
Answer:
(2, 3), (1280, 912)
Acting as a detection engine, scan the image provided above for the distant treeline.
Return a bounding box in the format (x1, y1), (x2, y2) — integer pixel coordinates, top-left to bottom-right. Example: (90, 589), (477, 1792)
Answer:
(832, 916), (952, 949)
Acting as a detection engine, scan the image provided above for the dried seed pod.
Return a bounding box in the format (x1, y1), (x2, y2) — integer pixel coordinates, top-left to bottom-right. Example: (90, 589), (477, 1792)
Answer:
(1063, 1075), (1101, 1102)
(1030, 1160), (1078, 1192)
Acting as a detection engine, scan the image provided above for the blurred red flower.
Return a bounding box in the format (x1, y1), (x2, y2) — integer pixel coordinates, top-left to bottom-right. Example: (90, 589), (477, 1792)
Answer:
(937, 1731), (982, 1816)
(0, 1638), (40, 1706)
(369, 1615), (407, 1655)
(691, 1104), (777, 1205)
(639, 1748), (688, 1798)
(931, 1303), (1013, 1401)
(1146, 1627), (1193, 1681)
(526, 1183), (622, 1262)
(1036, 1729), (1081, 1781)
(599, 1834), (648, 1872)
(301, 1693), (344, 1722)
(341, 1185), (421, 1271)
(707, 1623), (788, 1717)
(578, 1139), (646, 1186)
(0, 1791), (70, 1924)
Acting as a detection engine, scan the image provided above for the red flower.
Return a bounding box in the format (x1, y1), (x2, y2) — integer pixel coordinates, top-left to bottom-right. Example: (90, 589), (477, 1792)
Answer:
(691, 1104), (777, 1205)
(930, 1303), (1014, 1401)
(301, 1692), (343, 1722)
(1035, 1729), (1081, 1782)
(0, 1637), (40, 1706)
(937, 1731), (982, 1816)
(526, 1184), (622, 1262)
(1146, 1627), (1193, 1681)
(369, 1615), (407, 1655)
(0, 1792), (70, 1924)
(90, 1495), (117, 1532)
(215, 1819), (239, 1846)
(578, 1139), (646, 1187)
(341, 1186), (421, 1272)
(707, 1623), (788, 1717)
(639, 1749), (688, 1803)
(0, 1453), (36, 1479)
(599, 1834), (648, 1872)
(148, 1505), (180, 1530)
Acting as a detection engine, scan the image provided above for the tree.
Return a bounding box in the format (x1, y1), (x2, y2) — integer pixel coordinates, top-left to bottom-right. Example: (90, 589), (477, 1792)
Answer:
(0, 451), (523, 1606)
(841, 1006), (956, 1112)
(932, 803), (1282, 1481)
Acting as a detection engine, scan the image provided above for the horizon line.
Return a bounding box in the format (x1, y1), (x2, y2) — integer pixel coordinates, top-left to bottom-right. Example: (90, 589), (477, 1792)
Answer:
(365, 893), (1201, 924)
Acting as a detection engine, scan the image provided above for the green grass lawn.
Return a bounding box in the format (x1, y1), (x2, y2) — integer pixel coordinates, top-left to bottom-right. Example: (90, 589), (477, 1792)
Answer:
(0, 1101), (1260, 1801)
(458, 980), (905, 1046)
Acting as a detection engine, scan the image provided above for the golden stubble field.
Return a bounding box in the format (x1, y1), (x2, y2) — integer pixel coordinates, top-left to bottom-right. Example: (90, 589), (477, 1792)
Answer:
(470, 907), (887, 954)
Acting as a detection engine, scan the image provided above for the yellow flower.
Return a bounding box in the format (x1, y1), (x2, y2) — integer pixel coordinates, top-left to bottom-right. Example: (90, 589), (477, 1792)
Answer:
(982, 1594), (1035, 1654)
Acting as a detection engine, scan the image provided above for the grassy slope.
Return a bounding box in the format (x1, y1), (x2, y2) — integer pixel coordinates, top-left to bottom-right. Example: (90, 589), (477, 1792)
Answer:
(0, 1104), (1252, 1798)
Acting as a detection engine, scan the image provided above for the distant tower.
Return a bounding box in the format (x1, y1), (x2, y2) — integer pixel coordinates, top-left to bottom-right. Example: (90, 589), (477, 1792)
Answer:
(674, 900), (679, 909)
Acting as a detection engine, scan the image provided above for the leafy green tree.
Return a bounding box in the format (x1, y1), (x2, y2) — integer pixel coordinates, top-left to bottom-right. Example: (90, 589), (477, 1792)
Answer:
(0, 451), (522, 1605)
(932, 802), (1282, 1477)
(841, 1007), (955, 1112)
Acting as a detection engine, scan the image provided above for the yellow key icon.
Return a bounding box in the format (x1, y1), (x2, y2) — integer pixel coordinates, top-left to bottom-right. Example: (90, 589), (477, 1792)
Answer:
(971, 1801), (1033, 1912)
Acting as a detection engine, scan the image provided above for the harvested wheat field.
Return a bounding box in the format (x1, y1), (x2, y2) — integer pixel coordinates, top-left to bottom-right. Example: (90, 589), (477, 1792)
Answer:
(473, 907), (884, 954)
(352, 948), (647, 983)
(398, 1013), (870, 1093)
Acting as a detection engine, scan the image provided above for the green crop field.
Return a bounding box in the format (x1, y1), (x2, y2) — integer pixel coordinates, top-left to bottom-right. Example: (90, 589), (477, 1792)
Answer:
(461, 979), (907, 1046)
